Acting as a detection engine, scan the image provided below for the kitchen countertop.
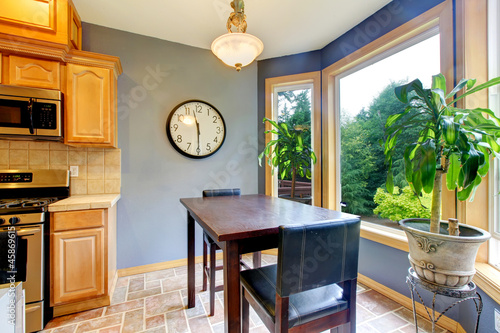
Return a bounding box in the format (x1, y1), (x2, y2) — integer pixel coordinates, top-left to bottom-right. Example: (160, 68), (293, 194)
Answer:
(48, 194), (121, 212)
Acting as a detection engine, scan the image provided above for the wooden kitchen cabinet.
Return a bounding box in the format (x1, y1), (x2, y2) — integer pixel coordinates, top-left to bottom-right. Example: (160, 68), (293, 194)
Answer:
(64, 63), (117, 148)
(0, 0), (82, 50)
(7, 55), (61, 89)
(50, 207), (117, 314)
(52, 226), (105, 305)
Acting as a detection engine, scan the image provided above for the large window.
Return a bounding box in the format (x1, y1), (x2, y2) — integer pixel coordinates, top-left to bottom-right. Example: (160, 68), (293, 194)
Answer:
(274, 84), (314, 203)
(338, 32), (440, 229)
(264, 72), (321, 206)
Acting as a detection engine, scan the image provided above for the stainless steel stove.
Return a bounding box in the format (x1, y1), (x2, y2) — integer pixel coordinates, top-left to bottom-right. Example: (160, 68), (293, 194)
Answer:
(0, 169), (69, 332)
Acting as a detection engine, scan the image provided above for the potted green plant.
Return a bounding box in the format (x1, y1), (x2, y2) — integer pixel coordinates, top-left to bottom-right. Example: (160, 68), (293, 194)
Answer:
(384, 73), (500, 287)
(259, 117), (317, 203)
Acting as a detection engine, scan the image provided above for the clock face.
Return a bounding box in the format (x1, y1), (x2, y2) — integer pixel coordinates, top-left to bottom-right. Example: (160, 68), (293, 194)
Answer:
(166, 100), (226, 158)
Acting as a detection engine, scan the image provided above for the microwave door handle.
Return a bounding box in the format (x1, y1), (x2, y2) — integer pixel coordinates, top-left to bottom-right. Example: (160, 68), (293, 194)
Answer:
(27, 98), (34, 134)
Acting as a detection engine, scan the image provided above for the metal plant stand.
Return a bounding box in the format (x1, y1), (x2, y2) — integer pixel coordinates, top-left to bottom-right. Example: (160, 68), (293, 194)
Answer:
(406, 268), (483, 333)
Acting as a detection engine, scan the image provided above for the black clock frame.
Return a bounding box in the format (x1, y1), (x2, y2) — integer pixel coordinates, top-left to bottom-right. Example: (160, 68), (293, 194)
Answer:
(166, 100), (226, 159)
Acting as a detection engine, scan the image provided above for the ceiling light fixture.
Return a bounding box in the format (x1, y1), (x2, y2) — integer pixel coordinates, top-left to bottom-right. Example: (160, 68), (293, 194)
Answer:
(211, 0), (263, 72)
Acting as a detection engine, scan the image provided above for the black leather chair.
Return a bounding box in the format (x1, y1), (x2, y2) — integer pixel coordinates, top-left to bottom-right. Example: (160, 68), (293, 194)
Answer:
(240, 219), (361, 333)
(201, 188), (261, 316)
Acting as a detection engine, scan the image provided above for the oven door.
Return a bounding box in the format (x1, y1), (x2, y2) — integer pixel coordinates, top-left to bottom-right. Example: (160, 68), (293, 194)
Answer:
(0, 97), (33, 135)
(1, 224), (44, 333)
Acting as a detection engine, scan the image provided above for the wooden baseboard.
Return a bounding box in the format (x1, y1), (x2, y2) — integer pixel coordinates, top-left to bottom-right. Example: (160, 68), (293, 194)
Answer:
(262, 249), (278, 256)
(118, 252), (227, 277)
(358, 274), (464, 333)
(53, 295), (110, 317)
(118, 250), (279, 277)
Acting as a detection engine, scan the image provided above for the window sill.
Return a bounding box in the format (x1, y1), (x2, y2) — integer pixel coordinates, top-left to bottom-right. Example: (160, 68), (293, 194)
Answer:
(360, 221), (408, 252)
(474, 263), (500, 304)
(361, 221), (500, 304)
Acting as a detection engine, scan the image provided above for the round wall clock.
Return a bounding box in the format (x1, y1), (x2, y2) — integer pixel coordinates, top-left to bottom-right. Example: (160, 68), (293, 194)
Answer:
(166, 100), (226, 159)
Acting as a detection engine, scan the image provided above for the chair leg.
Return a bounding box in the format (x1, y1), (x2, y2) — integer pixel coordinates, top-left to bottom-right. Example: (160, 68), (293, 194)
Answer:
(202, 239), (208, 292)
(274, 294), (289, 332)
(209, 242), (216, 316)
(252, 251), (261, 268)
(333, 323), (350, 333)
(241, 288), (250, 333)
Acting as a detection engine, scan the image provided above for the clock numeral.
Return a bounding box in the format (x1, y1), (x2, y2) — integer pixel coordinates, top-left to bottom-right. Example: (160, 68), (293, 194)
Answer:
(213, 115), (218, 123)
(216, 126), (221, 134)
(176, 135), (182, 143)
(207, 108), (211, 116)
(196, 104), (202, 113)
(173, 124), (178, 131)
(187, 142), (191, 150)
(206, 143), (211, 151)
(213, 137), (218, 143)
(184, 106), (191, 115)
(178, 114), (184, 122)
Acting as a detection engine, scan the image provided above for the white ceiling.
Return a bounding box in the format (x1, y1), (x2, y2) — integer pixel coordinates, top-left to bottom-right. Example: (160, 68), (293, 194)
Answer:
(72, 0), (392, 60)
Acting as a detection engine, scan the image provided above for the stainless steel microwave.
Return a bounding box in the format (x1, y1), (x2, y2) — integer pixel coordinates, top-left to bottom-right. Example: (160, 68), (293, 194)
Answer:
(0, 84), (62, 139)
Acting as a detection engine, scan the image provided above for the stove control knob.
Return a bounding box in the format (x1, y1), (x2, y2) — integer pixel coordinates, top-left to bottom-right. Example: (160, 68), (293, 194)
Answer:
(9, 217), (20, 225)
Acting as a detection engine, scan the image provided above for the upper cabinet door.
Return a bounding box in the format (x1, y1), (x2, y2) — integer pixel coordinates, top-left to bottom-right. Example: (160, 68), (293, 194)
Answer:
(8, 55), (61, 89)
(65, 63), (116, 147)
(0, 0), (81, 49)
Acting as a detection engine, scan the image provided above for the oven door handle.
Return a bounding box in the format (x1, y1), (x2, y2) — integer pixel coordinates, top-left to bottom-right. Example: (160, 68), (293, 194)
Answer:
(17, 228), (41, 237)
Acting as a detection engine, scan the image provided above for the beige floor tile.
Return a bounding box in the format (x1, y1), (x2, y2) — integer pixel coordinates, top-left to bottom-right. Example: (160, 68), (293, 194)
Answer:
(122, 308), (144, 333)
(74, 314), (123, 333)
(165, 309), (189, 332)
(45, 308), (104, 329)
(356, 289), (403, 315)
(43, 258), (451, 333)
(104, 299), (144, 316)
(145, 314), (165, 329)
(145, 291), (184, 316)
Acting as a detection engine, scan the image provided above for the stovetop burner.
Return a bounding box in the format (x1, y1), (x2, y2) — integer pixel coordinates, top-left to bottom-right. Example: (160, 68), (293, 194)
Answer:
(0, 197), (61, 209)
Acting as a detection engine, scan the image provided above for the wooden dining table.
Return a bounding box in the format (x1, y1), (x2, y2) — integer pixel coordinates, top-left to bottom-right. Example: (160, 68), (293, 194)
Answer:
(180, 194), (359, 333)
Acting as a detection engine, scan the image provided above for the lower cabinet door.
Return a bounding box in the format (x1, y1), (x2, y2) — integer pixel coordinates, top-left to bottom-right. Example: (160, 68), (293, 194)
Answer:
(52, 228), (105, 306)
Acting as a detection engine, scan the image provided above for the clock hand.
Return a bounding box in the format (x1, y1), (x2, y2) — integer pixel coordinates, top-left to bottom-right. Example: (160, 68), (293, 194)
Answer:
(193, 112), (201, 153)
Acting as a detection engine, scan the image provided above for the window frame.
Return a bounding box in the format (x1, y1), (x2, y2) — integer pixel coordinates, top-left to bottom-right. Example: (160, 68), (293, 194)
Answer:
(264, 72), (322, 206)
(488, 0), (500, 268)
(321, 0), (454, 230)
(319, 0), (500, 303)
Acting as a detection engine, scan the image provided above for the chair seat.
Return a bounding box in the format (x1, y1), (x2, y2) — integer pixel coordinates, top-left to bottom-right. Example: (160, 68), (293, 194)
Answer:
(240, 265), (348, 329)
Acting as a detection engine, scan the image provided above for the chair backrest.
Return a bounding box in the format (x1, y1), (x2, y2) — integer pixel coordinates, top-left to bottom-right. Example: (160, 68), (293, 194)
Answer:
(202, 188), (241, 197)
(276, 219), (360, 297)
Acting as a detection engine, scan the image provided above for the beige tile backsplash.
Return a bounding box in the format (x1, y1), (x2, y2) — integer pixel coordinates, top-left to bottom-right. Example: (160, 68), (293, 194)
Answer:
(0, 140), (121, 196)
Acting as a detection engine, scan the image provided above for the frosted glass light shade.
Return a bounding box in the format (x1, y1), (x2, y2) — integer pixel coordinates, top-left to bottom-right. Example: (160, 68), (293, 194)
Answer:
(211, 32), (264, 71)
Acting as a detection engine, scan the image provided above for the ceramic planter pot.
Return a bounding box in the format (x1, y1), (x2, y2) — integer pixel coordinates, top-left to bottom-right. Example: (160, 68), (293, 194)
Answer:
(399, 218), (490, 288)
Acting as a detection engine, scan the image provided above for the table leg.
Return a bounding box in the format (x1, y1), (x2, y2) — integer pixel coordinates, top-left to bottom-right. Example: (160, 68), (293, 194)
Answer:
(187, 212), (195, 308)
(224, 240), (241, 333)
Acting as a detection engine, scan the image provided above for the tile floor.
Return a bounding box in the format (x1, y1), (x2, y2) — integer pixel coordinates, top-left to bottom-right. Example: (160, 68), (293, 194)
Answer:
(41, 254), (450, 333)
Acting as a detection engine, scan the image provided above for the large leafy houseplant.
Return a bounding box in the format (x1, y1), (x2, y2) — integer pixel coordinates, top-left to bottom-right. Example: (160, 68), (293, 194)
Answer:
(383, 74), (500, 287)
(385, 74), (500, 232)
(259, 118), (317, 199)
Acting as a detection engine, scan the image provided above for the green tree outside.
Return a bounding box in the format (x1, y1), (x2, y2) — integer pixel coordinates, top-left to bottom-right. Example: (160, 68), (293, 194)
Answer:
(340, 80), (430, 221)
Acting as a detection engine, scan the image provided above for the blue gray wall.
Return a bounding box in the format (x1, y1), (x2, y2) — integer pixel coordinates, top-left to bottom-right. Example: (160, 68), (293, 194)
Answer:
(257, 0), (499, 331)
(82, 23), (259, 269)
